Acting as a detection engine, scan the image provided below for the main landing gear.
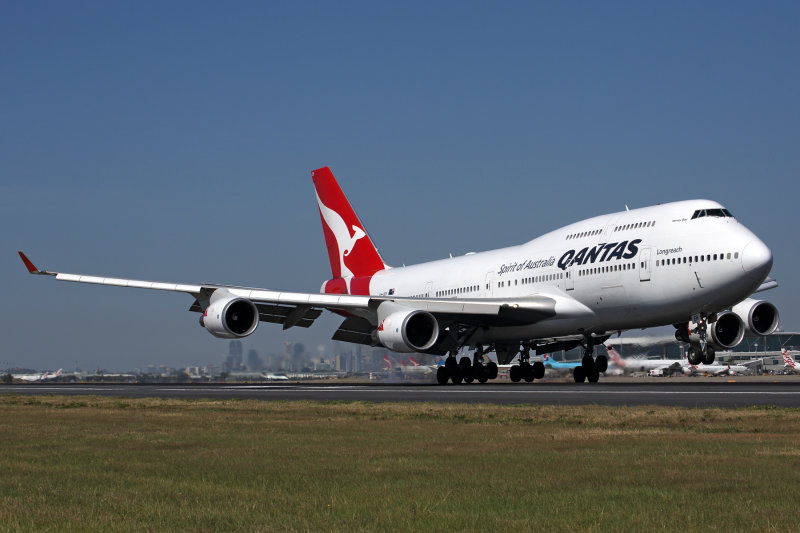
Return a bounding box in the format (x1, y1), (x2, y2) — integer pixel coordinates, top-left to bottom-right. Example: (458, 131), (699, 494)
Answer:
(676, 316), (717, 366)
(436, 346), (499, 385)
(509, 344), (545, 383)
(572, 337), (608, 383)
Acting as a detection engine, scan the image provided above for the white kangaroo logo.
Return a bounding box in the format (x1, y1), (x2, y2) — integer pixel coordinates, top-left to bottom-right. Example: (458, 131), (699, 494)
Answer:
(316, 192), (367, 290)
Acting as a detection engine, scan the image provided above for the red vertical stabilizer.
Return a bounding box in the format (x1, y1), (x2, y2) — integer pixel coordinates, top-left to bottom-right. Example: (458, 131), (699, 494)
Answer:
(312, 167), (386, 294)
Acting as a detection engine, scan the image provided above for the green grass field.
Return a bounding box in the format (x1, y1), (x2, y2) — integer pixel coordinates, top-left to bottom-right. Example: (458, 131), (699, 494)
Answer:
(1, 395), (799, 532)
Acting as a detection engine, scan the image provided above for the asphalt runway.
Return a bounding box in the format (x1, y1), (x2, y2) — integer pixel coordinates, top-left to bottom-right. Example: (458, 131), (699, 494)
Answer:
(3, 380), (800, 408)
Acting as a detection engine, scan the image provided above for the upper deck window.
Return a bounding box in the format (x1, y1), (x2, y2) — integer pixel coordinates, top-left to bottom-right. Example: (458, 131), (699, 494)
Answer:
(691, 208), (734, 220)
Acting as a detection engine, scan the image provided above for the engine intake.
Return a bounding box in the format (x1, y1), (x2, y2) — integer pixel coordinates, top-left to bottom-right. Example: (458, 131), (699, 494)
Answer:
(681, 311), (746, 351)
(200, 290), (259, 339)
(376, 301), (439, 353)
(732, 298), (780, 337)
(707, 311), (745, 350)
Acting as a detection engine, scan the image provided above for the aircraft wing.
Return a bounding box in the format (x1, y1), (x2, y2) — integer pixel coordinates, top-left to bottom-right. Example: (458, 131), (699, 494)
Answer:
(19, 252), (592, 338)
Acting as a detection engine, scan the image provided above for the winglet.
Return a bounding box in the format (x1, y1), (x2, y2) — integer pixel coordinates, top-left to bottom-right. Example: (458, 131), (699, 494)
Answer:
(18, 252), (53, 275)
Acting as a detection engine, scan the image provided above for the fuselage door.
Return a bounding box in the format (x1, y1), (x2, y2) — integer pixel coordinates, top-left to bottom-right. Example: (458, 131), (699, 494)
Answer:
(424, 281), (433, 298)
(485, 272), (494, 297)
(566, 263), (575, 290)
(639, 247), (652, 282)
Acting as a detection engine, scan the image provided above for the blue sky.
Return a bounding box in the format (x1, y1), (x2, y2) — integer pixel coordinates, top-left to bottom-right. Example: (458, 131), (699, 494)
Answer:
(3, 2), (799, 371)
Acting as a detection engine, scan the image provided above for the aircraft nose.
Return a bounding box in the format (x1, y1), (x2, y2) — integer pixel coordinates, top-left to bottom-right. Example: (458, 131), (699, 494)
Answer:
(741, 239), (773, 274)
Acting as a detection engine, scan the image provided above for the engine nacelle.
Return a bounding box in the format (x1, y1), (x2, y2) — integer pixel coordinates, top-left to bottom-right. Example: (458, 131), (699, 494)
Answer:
(732, 298), (780, 337)
(375, 301), (439, 353)
(685, 312), (745, 351)
(200, 290), (259, 339)
(707, 311), (745, 350)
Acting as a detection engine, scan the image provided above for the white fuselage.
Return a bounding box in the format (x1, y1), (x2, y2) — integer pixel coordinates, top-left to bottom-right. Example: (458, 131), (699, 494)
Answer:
(363, 200), (772, 344)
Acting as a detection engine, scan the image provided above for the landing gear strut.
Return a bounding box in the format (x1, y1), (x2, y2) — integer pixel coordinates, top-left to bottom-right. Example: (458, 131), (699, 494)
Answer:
(682, 315), (716, 366)
(437, 345), (498, 385)
(509, 343), (545, 383)
(573, 336), (606, 383)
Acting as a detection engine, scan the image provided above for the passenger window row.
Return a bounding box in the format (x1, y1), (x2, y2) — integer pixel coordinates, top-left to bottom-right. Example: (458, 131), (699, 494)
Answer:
(656, 252), (739, 267)
(436, 285), (480, 297)
(498, 272), (564, 288)
(578, 263), (635, 276)
(566, 229), (602, 240)
(614, 220), (655, 232)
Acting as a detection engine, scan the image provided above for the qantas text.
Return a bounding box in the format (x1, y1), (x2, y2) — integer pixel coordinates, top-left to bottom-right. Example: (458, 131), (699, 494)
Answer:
(557, 239), (642, 270)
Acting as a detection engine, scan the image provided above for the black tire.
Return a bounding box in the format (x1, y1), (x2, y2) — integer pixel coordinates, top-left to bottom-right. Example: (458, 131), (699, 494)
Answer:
(436, 367), (449, 385)
(445, 357), (457, 374)
(702, 346), (716, 365)
(509, 365), (522, 383)
(487, 362), (498, 380)
(573, 366), (586, 383)
(581, 354), (594, 369)
(464, 375), (474, 384)
(471, 362), (484, 379)
(587, 367), (600, 383)
(459, 357), (472, 374)
(533, 361), (545, 380)
(478, 372), (489, 384)
(687, 347), (702, 365)
(451, 372), (463, 385)
(522, 365), (534, 382)
(595, 355), (608, 373)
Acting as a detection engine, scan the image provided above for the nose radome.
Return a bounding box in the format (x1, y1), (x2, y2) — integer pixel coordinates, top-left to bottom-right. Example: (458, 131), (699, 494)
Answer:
(741, 239), (773, 274)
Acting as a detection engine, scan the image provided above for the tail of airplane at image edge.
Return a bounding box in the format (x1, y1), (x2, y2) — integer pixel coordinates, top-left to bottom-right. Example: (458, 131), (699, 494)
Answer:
(18, 165), (780, 386)
(783, 349), (799, 373)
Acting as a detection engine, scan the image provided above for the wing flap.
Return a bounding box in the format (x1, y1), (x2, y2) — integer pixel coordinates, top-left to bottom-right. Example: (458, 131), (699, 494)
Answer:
(331, 316), (375, 346)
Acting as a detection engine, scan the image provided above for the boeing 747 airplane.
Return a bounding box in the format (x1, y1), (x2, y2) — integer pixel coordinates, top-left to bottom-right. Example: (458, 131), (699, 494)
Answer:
(19, 166), (779, 385)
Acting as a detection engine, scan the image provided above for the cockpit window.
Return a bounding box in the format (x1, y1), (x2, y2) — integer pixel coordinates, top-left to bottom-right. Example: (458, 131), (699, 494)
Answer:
(691, 208), (734, 220)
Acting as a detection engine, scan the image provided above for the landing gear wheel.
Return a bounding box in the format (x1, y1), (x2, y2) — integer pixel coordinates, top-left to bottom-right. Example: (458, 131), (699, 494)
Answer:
(573, 366), (587, 383)
(445, 357), (457, 374)
(509, 365), (522, 383)
(451, 372), (463, 385)
(464, 375), (474, 384)
(595, 355), (608, 373)
(459, 357), (472, 374)
(475, 363), (489, 383)
(521, 362), (534, 382)
(436, 367), (449, 385)
(687, 346), (702, 366)
(581, 354), (594, 369)
(532, 361), (545, 380)
(486, 362), (498, 380)
(587, 367), (600, 383)
(702, 346), (716, 365)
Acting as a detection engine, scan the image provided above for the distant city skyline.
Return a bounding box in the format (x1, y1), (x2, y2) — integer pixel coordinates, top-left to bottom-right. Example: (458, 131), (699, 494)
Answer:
(4, 2), (799, 371)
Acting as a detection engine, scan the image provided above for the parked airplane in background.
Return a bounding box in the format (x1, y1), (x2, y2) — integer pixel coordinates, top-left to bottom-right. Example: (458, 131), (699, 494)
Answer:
(541, 354), (581, 369)
(782, 349), (799, 374)
(12, 369), (63, 382)
(682, 361), (753, 376)
(19, 166), (779, 385)
(605, 345), (685, 374)
(608, 344), (755, 376)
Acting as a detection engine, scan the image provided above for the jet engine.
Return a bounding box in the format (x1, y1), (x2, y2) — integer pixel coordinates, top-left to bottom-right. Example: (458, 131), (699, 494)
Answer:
(706, 311), (746, 350)
(375, 301), (439, 353)
(732, 298), (780, 337)
(679, 312), (746, 351)
(200, 290), (259, 339)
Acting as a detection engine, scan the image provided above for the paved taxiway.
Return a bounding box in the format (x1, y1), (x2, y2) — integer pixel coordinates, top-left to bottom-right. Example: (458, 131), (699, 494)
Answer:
(3, 381), (800, 408)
